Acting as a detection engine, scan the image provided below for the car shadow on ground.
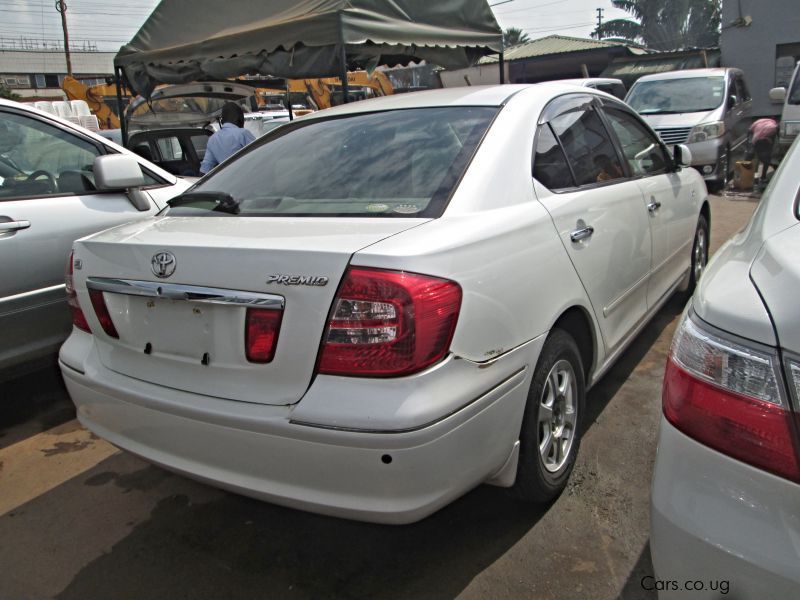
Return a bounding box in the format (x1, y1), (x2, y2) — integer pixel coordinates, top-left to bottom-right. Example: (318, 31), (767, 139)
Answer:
(2, 295), (686, 600)
(0, 360), (73, 451)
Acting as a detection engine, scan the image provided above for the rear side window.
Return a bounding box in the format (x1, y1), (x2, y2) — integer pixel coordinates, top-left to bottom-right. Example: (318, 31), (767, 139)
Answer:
(550, 108), (625, 186)
(533, 124), (574, 190)
(173, 107), (498, 218)
(156, 137), (183, 161)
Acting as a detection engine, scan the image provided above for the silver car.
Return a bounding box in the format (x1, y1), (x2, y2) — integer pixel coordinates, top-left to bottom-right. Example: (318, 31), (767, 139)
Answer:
(651, 136), (800, 597)
(0, 99), (190, 373)
(626, 68), (753, 191)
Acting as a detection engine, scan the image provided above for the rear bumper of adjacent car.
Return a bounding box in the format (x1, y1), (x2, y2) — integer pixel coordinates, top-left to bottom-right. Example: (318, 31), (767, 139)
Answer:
(651, 417), (800, 599)
(60, 332), (536, 524)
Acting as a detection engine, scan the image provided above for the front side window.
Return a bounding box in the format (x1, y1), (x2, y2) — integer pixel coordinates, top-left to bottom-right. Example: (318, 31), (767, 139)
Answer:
(603, 108), (670, 177)
(627, 77), (726, 114)
(550, 108), (625, 186)
(168, 106), (498, 218)
(0, 110), (100, 199)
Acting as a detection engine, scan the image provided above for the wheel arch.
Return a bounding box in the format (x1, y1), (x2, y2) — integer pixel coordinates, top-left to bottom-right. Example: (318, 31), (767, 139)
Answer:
(550, 305), (598, 384)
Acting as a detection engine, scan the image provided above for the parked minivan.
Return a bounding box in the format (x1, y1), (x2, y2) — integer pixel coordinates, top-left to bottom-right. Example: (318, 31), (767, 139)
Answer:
(626, 68), (752, 191)
(770, 61), (800, 159)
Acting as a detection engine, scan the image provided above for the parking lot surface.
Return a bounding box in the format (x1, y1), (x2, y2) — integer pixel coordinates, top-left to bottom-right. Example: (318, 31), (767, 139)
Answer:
(0, 192), (758, 600)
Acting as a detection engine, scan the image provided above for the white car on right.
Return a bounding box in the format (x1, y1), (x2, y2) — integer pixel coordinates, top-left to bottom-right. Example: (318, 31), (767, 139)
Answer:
(651, 137), (800, 597)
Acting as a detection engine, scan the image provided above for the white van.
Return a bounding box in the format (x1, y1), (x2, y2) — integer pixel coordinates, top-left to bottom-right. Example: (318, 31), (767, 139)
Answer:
(626, 68), (752, 191)
(770, 61), (800, 158)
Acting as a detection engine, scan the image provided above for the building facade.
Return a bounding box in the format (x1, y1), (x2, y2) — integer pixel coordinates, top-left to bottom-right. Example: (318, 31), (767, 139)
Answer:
(721, 0), (800, 117)
(0, 50), (115, 100)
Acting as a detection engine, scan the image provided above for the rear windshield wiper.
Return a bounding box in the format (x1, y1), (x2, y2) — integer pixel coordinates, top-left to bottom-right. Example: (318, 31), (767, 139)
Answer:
(167, 191), (241, 214)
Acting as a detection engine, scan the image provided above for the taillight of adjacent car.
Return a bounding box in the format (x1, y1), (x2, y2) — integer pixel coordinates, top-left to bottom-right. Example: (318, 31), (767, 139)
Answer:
(663, 311), (800, 483)
(65, 250), (91, 333)
(317, 267), (462, 377)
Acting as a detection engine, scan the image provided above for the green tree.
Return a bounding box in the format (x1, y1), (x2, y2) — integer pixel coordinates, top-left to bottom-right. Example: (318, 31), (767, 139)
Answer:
(503, 27), (530, 49)
(0, 84), (20, 101)
(594, 0), (721, 51)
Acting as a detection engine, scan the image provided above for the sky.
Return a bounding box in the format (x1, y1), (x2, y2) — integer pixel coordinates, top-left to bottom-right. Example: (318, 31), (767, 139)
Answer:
(0, 0), (631, 53)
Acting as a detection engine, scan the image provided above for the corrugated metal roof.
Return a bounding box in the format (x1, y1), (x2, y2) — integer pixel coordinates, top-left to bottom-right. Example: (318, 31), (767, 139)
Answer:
(480, 34), (635, 63)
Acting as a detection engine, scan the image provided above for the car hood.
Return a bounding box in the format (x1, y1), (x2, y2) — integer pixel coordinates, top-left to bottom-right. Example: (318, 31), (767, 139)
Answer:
(750, 223), (800, 353)
(638, 110), (717, 129)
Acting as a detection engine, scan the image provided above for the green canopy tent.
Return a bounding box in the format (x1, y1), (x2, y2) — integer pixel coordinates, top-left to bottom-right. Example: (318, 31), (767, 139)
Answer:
(114, 0), (503, 142)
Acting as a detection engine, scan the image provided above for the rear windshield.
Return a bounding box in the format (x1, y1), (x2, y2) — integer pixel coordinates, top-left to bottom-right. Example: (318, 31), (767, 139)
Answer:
(165, 106), (498, 218)
(626, 76), (725, 114)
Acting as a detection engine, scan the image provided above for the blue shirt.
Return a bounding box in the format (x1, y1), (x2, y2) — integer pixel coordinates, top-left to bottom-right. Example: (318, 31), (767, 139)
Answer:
(199, 123), (256, 174)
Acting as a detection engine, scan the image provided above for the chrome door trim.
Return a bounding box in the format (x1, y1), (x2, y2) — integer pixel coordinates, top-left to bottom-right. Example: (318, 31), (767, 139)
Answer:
(603, 272), (650, 317)
(0, 284), (66, 306)
(86, 278), (285, 309)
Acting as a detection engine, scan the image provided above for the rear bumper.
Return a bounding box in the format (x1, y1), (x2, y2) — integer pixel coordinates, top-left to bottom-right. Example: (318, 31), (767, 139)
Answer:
(651, 417), (800, 599)
(60, 335), (535, 524)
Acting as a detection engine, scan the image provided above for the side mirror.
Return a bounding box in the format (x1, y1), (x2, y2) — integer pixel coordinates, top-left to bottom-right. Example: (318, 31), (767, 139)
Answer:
(94, 154), (145, 190)
(769, 87), (787, 103)
(727, 95), (738, 110)
(93, 154), (150, 211)
(673, 144), (693, 168)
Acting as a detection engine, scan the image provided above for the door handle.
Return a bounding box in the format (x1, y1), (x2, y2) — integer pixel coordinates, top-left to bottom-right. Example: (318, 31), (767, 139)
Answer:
(0, 220), (31, 232)
(647, 201), (662, 213)
(570, 225), (594, 242)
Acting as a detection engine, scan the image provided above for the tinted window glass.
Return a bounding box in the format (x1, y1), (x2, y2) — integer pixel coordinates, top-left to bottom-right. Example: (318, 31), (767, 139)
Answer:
(533, 124), (574, 189)
(157, 137), (183, 161)
(550, 109), (624, 186)
(0, 110), (99, 199)
(604, 108), (669, 177)
(172, 107), (498, 218)
(191, 135), (208, 159)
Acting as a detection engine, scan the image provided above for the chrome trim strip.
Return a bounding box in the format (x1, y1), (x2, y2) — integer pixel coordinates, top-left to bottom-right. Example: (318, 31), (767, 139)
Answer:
(0, 284), (66, 305)
(603, 272), (650, 317)
(86, 278), (285, 309)
(290, 367), (527, 434)
(651, 238), (692, 277)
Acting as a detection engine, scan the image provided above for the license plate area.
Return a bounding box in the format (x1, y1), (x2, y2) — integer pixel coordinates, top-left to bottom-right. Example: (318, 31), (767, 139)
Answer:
(88, 278), (285, 367)
(105, 294), (243, 363)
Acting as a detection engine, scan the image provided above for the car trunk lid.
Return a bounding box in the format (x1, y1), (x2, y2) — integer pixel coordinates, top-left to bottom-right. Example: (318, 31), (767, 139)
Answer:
(73, 216), (427, 405)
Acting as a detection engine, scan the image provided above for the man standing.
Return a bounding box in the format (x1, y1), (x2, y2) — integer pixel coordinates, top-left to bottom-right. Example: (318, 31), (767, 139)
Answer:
(199, 102), (256, 174)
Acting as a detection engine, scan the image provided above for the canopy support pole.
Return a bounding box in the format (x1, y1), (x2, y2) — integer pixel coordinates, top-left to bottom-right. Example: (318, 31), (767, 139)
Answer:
(339, 44), (349, 103)
(285, 79), (293, 120)
(499, 51), (505, 84)
(115, 67), (128, 147)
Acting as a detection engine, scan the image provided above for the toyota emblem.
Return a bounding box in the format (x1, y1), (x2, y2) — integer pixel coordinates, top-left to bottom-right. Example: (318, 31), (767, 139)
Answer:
(151, 251), (176, 279)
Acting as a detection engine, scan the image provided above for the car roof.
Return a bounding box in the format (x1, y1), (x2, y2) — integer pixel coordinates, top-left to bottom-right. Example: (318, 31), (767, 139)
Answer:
(300, 83), (610, 120)
(634, 68), (739, 83)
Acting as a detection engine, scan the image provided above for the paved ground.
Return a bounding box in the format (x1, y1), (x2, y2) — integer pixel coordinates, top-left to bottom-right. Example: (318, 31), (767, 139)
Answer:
(0, 192), (759, 600)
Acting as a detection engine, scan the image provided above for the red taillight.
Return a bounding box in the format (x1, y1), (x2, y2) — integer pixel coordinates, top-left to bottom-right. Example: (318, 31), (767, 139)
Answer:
(65, 250), (90, 333)
(317, 267), (462, 377)
(245, 308), (283, 363)
(88, 289), (119, 339)
(663, 314), (800, 483)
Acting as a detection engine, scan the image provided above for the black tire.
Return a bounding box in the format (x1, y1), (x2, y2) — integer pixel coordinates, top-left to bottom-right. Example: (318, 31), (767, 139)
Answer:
(509, 328), (585, 503)
(688, 214), (709, 293)
(708, 146), (730, 193)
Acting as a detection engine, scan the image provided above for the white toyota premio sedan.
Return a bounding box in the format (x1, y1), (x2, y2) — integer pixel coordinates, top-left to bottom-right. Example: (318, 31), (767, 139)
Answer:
(60, 84), (709, 523)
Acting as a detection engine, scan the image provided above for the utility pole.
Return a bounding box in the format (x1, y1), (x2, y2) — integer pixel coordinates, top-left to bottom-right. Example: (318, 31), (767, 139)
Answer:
(596, 7), (604, 39)
(55, 0), (73, 77)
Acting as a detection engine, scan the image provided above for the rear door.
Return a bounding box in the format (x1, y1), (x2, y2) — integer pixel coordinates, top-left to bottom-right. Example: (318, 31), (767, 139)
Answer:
(0, 107), (164, 368)
(533, 95), (653, 353)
